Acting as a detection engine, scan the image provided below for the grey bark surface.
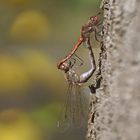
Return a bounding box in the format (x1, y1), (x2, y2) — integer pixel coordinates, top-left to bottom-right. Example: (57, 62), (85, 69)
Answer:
(87, 0), (140, 140)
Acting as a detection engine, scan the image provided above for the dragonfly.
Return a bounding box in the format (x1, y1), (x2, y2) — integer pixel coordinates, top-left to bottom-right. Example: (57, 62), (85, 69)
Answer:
(57, 37), (96, 131)
(57, 12), (101, 70)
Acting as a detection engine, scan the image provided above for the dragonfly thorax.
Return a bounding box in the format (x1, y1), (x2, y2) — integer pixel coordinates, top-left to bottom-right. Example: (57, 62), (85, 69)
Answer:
(65, 69), (80, 85)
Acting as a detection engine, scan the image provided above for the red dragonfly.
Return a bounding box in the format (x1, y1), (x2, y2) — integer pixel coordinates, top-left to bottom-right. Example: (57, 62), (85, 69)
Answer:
(57, 12), (101, 71)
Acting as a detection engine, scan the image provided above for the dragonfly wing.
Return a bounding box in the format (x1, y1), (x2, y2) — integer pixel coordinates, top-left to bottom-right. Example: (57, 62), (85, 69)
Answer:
(57, 83), (72, 132)
(72, 84), (89, 128)
(57, 84), (89, 131)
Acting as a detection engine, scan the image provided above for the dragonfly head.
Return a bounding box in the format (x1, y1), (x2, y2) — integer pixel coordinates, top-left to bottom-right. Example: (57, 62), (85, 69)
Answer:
(90, 12), (101, 24)
(57, 62), (69, 73)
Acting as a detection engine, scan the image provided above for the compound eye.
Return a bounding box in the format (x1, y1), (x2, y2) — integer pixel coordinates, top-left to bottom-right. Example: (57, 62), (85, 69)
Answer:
(90, 16), (93, 20)
(60, 63), (69, 72)
(60, 64), (65, 69)
(61, 65), (64, 69)
(90, 16), (98, 21)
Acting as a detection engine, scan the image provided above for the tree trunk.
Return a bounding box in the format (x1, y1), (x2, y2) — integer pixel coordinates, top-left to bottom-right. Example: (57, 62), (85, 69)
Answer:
(87, 0), (140, 140)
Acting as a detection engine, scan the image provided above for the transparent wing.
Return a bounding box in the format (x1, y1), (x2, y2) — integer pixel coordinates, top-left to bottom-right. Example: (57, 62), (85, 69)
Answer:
(57, 83), (89, 132)
(57, 83), (72, 132)
(72, 84), (89, 128)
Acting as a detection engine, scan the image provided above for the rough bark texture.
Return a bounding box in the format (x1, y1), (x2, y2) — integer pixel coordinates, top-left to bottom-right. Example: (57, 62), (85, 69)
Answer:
(87, 0), (140, 140)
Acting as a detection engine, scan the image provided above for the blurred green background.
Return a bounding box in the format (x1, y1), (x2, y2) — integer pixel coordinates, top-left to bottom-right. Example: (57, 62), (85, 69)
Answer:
(0, 0), (101, 140)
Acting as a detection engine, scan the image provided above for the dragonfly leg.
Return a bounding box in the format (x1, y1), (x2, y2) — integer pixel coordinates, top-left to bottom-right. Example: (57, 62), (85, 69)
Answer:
(73, 54), (84, 66)
(68, 54), (84, 69)
(96, 21), (103, 26)
(94, 27), (101, 42)
(68, 58), (76, 68)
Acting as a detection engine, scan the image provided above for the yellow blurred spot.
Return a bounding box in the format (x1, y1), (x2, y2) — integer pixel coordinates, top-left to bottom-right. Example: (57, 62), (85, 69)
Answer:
(9, 10), (49, 42)
(0, 109), (42, 140)
(0, 54), (29, 93)
(20, 49), (65, 93)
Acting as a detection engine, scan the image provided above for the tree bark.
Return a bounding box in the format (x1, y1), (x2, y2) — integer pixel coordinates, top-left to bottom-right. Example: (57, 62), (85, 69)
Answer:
(87, 0), (140, 140)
